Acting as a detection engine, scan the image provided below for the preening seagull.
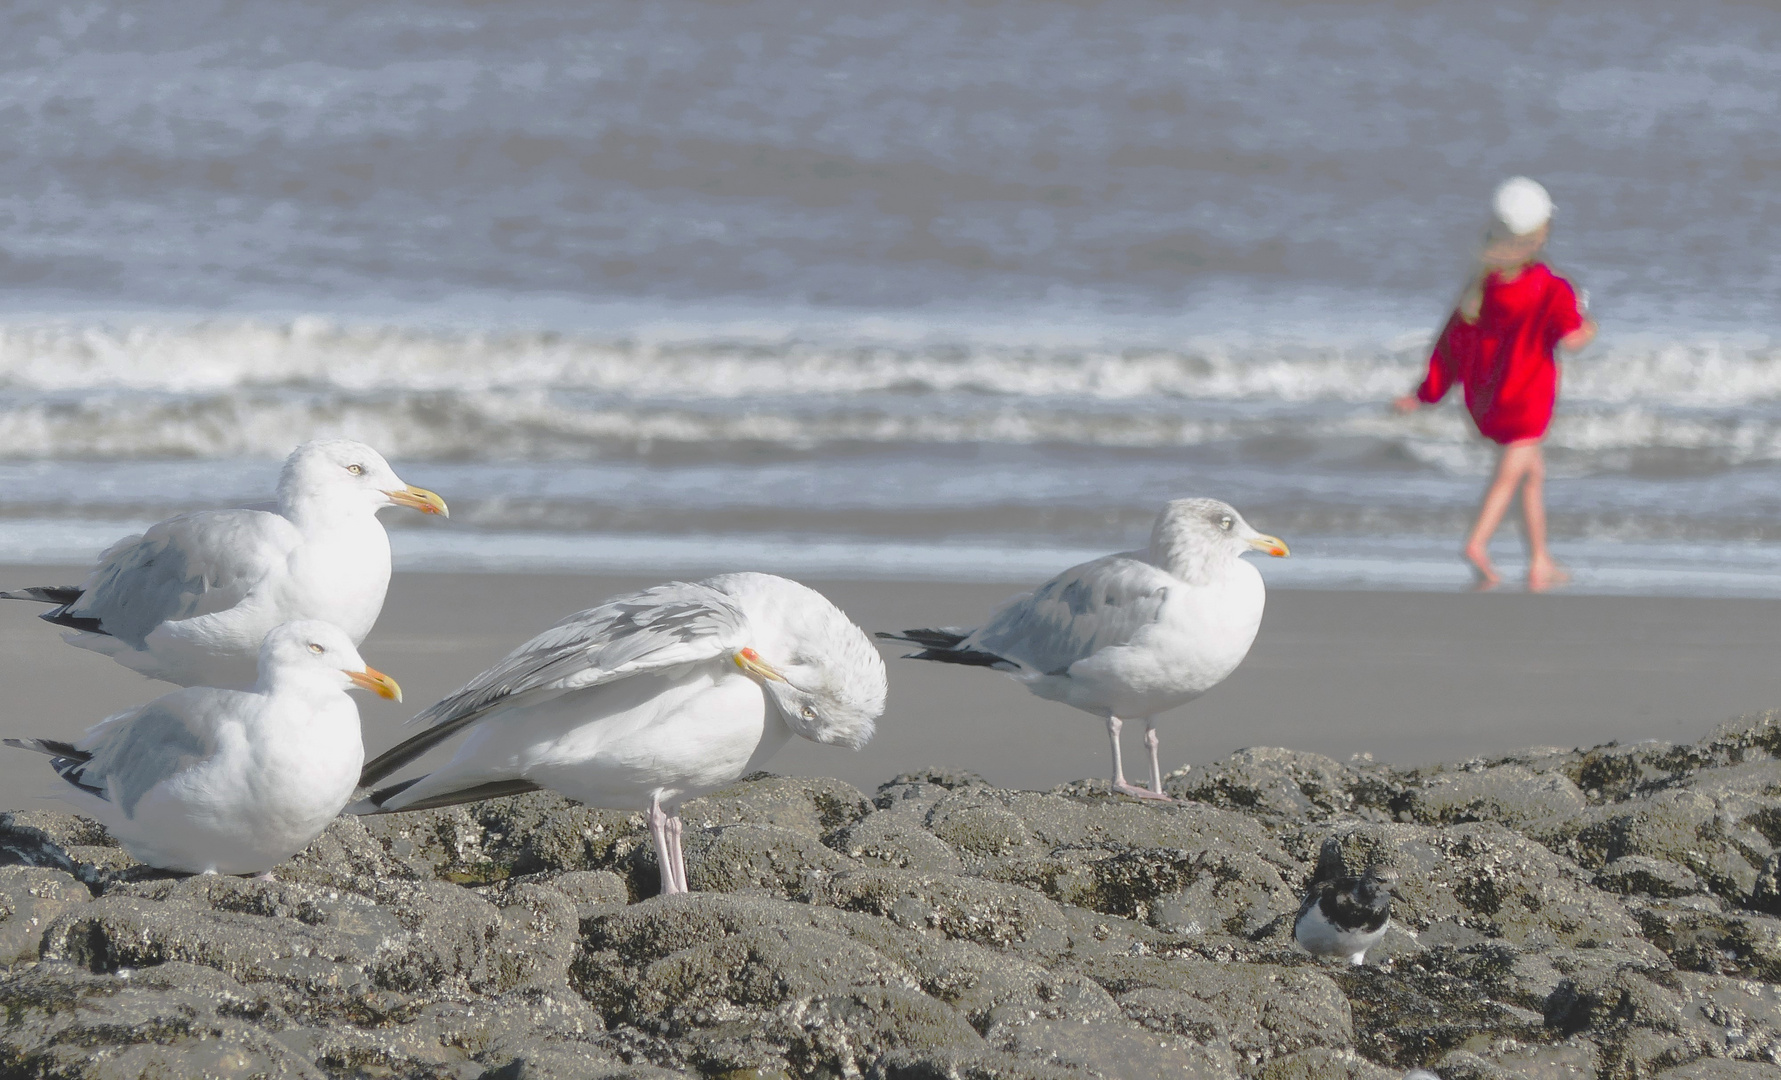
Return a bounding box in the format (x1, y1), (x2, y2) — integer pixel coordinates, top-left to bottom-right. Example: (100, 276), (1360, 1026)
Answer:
(1293, 837), (1398, 966)
(879, 497), (1286, 801)
(5, 620), (400, 876)
(1, 439), (446, 689)
(351, 572), (887, 897)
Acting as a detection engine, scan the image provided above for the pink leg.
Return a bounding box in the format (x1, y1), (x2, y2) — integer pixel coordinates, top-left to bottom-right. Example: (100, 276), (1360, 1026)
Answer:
(666, 812), (688, 894)
(254, 870), (278, 882)
(1144, 719), (1174, 800)
(648, 793), (681, 896)
(1108, 715), (1170, 802)
(1520, 445), (1569, 592)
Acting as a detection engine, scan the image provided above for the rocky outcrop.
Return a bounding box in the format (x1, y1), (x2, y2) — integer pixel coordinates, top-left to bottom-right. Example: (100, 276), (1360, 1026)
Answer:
(8, 714), (1781, 1077)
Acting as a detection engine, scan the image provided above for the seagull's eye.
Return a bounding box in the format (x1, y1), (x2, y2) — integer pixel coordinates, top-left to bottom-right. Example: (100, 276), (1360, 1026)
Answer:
(308, 642), (325, 654)
(1218, 515), (1233, 531)
(346, 464), (364, 476)
(800, 704), (818, 720)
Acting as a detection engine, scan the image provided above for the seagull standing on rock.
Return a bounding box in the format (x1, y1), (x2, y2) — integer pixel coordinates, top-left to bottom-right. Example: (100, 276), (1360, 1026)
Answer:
(2, 439), (447, 689)
(1293, 838), (1398, 966)
(5, 621), (400, 877)
(878, 498), (1286, 801)
(350, 572), (887, 897)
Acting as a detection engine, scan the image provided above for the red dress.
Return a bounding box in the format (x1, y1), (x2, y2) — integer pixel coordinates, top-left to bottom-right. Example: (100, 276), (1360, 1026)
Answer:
(1415, 262), (1584, 445)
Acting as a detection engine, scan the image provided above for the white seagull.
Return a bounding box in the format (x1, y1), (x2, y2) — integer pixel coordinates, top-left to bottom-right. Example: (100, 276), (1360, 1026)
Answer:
(2, 439), (446, 689)
(879, 498), (1286, 801)
(351, 572), (887, 897)
(5, 620), (400, 876)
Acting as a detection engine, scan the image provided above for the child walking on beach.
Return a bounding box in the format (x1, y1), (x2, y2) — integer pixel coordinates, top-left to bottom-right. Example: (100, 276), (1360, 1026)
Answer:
(1394, 177), (1597, 592)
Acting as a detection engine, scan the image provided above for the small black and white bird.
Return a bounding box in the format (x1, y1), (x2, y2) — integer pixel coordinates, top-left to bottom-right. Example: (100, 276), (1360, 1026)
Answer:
(1293, 838), (1398, 966)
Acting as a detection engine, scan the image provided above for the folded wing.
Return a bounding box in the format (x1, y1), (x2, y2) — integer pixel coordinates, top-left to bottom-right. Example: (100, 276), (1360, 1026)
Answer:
(359, 580), (751, 788)
(59, 511), (296, 646)
(971, 555), (1172, 677)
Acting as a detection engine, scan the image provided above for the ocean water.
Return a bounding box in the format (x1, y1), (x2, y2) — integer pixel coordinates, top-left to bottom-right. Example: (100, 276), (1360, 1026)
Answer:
(5, 0), (1781, 594)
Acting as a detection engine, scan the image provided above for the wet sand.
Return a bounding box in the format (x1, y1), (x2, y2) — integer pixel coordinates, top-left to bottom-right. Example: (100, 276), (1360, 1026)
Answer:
(3, 568), (1777, 804)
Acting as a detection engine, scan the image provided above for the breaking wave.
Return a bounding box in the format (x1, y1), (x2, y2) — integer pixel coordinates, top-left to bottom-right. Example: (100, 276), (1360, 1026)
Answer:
(1, 319), (1780, 471)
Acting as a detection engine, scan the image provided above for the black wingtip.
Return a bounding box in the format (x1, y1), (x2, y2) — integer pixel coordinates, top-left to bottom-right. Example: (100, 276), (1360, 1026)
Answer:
(4, 737), (88, 761)
(361, 777), (543, 814)
(876, 627), (970, 649)
(903, 647), (1009, 668)
(39, 610), (107, 634)
(366, 776), (424, 808)
(0, 586), (83, 605)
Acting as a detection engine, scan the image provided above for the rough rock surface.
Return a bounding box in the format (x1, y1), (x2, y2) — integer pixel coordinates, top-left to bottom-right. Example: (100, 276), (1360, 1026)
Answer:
(10, 714), (1781, 1077)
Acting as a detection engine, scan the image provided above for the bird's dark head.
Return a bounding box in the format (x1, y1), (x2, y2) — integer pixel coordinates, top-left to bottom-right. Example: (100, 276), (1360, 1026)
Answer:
(1356, 865), (1399, 906)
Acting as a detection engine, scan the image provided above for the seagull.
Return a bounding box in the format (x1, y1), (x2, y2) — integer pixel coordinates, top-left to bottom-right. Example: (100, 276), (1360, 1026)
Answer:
(1293, 838), (1398, 966)
(878, 498), (1285, 801)
(5, 620), (400, 877)
(2, 439), (446, 689)
(350, 572), (887, 897)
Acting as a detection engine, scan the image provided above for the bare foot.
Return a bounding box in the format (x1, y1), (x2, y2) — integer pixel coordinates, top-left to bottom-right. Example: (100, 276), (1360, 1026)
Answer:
(1463, 543), (1501, 591)
(1527, 557), (1571, 593)
(254, 870), (278, 882)
(1113, 781), (1174, 802)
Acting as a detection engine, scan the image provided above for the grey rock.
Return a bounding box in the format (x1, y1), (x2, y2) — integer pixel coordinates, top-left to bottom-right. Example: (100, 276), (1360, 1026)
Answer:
(0, 865), (90, 966)
(996, 1018), (1239, 1079)
(12, 724), (1781, 1078)
(1170, 746), (1363, 821)
(1397, 763), (1590, 830)
(0, 960), (318, 1079)
(361, 791), (647, 888)
(679, 772), (876, 839)
(828, 806), (964, 874)
(681, 822), (854, 896)
(1069, 954), (1354, 1066)
(1658, 1060), (1781, 1078)
(1255, 1047), (1398, 1080)
(1597, 855), (1708, 898)
(812, 867), (1074, 954)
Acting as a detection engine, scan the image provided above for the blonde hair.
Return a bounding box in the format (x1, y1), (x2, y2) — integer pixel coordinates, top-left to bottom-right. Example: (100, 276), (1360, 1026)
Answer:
(1458, 222), (1549, 323)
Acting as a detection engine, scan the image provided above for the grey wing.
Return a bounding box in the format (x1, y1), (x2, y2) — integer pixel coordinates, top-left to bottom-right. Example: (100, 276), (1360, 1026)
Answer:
(67, 510), (294, 648)
(359, 581), (750, 787)
(970, 555), (1172, 677)
(69, 699), (214, 819)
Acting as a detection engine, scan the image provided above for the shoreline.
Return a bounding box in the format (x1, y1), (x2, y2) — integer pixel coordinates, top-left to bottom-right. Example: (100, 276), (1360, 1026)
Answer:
(2, 568), (1773, 805)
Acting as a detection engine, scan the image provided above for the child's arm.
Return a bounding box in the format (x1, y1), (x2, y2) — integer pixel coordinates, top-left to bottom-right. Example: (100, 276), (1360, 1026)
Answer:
(1396, 314), (1463, 412)
(1559, 318), (1597, 352)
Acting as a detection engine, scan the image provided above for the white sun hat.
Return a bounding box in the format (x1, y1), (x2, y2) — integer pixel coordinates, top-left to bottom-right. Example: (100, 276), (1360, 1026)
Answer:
(1492, 177), (1554, 236)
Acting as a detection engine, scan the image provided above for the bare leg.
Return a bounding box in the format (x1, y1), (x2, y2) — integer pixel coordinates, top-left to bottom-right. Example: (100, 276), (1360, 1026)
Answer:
(1107, 714), (1171, 802)
(1520, 444), (1568, 592)
(665, 812), (688, 894)
(648, 793), (680, 896)
(1464, 441), (1539, 589)
(1143, 719), (1174, 800)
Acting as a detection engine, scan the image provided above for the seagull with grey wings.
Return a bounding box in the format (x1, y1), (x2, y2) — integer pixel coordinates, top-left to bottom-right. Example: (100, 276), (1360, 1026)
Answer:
(879, 498), (1286, 801)
(2, 439), (446, 689)
(6, 620), (401, 876)
(351, 572), (887, 897)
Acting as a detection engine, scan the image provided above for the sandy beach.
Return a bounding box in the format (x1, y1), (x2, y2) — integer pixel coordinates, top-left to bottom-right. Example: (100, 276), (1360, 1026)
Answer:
(3, 567), (1776, 804)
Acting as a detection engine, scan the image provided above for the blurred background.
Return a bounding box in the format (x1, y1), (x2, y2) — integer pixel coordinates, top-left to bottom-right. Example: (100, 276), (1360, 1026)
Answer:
(5, 0), (1781, 594)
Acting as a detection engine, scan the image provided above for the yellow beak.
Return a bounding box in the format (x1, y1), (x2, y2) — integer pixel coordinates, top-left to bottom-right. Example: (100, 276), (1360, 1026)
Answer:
(385, 485), (449, 517)
(346, 665), (404, 702)
(733, 647), (787, 683)
(1247, 534), (1290, 558)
